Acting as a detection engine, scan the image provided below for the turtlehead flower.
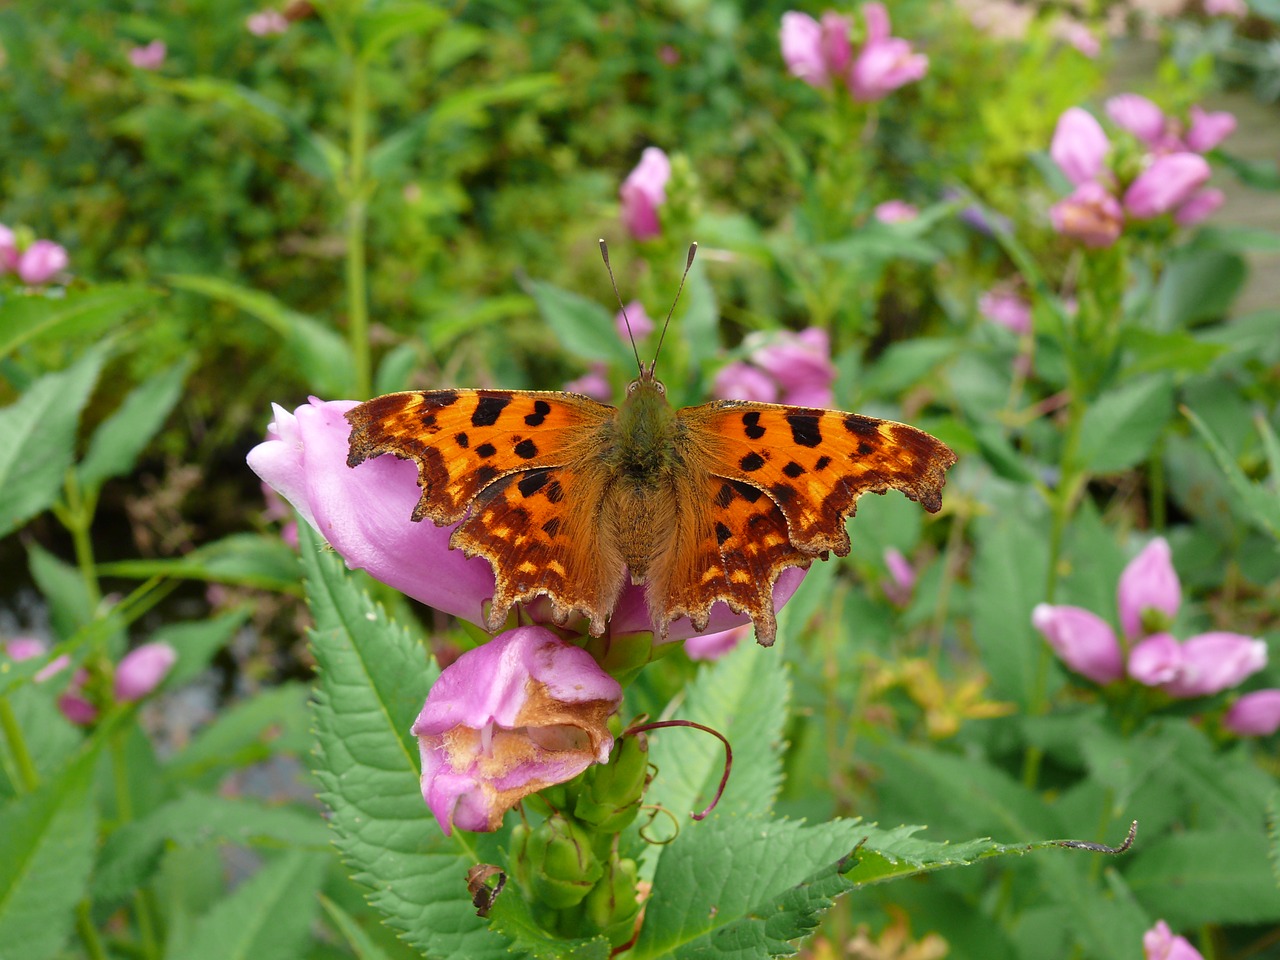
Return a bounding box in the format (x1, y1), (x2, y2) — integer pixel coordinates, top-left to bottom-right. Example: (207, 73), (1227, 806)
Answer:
(1185, 106), (1236, 153)
(1105, 94), (1166, 147)
(564, 363), (611, 402)
(615, 301), (654, 342)
(17, 240), (68, 285)
(882, 548), (916, 608)
(128, 40), (167, 70)
(780, 11), (852, 89)
(1050, 181), (1123, 248)
(1050, 108), (1110, 186)
(849, 33), (928, 101)
(620, 147), (670, 241)
(1143, 920), (1204, 960)
(56, 669), (98, 726)
(412, 626), (622, 834)
(781, 5), (925, 101)
(1124, 153), (1211, 219)
(979, 289), (1032, 335)
(713, 361), (780, 403)
(1117, 537), (1180, 639)
(1054, 19), (1099, 58)
(114, 642), (177, 701)
(1175, 188), (1225, 227)
(873, 200), (919, 223)
(4, 637), (45, 662)
(685, 624), (751, 661)
(1032, 604), (1124, 684)
(247, 10), (290, 35)
(1130, 631), (1267, 698)
(1223, 690), (1280, 737)
(749, 327), (837, 408)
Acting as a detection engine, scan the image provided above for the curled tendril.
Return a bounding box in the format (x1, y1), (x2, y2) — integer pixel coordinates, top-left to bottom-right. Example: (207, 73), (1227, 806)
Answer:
(637, 804), (682, 845)
(625, 718), (732, 821)
(1057, 820), (1138, 854)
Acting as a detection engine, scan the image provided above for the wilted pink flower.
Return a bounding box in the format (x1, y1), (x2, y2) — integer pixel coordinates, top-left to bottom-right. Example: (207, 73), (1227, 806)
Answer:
(685, 624), (751, 661)
(17, 240), (68, 285)
(1124, 153), (1212, 218)
(1175, 188), (1225, 226)
(849, 36), (928, 100)
(114, 642), (177, 702)
(412, 626), (622, 834)
(615, 300), (654, 342)
(1051, 181), (1123, 248)
(128, 40), (167, 70)
(1032, 603), (1125, 684)
(247, 10), (289, 35)
(979, 289), (1032, 335)
(713, 361), (780, 403)
(882, 548), (916, 607)
(874, 200), (919, 223)
(1223, 690), (1280, 736)
(1143, 920), (1205, 960)
(1117, 537), (1180, 639)
(1185, 106), (1236, 153)
(564, 363), (611, 402)
(1204, 0), (1247, 17)
(1051, 108), (1110, 186)
(1130, 631), (1267, 697)
(620, 147), (670, 241)
(751, 327), (837, 407)
(1105, 94), (1166, 146)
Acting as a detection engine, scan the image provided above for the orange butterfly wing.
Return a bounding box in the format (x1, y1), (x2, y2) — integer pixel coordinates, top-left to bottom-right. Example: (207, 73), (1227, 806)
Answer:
(345, 390), (626, 633)
(656, 400), (956, 645)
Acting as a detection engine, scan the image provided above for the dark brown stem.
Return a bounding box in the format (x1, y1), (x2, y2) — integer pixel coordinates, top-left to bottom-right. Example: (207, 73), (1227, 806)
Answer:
(626, 719), (731, 821)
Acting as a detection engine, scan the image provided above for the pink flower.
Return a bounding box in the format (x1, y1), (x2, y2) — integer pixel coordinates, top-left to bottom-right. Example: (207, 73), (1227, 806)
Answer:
(882, 548), (916, 607)
(750, 328), (837, 408)
(1127, 632), (1183, 687)
(1223, 690), (1280, 736)
(128, 40), (167, 71)
(58, 691), (99, 726)
(619, 147), (670, 241)
(114, 642), (177, 701)
(849, 37), (928, 101)
(1185, 106), (1236, 153)
(1105, 94), (1166, 146)
(411, 626), (622, 835)
(874, 200), (919, 223)
(1124, 153), (1212, 218)
(780, 12), (852, 89)
(17, 240), (68, 285)
(4, 637), (45, 662)
(1204, 0), (1247, 17)
(1175, 188), (1225, 226)
(1051, 108), (1110, 186)
(247, 10), (289, 35)
(1143, 920), (1205, 960)
(1130, 631), (1267, 697)
(0, 224), (17, 272)
(1117, 537), (1180, 640)
(1050, 181), (1123, 248)
(1055, 19), (1100, 58)
(713, 361), (780, 403)
(564, 363), (611, 402)
(1032, 604), (1125, 685)
(685, 624), (751, 661)
(978, 289), (1032, 335)
(615, 300), (654, 342)
(35, 654), (71, 683)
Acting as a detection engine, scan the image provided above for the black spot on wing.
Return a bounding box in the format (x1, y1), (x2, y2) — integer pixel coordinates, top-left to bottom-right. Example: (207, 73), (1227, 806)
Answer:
(715, 522), (732, 545)
(742, 411), (765, 440)
(517, 471), (548, 498)
(474, 465), (500, 488)
(782, 461), (805, 478)
(514, 438), (538, 459)
(843, 414), (879, 439)
(740, 452), (766, 472)
(857, 442), (874, 456)
(432, 391), (460, 407)
(525, 400), (552, 426)
(815, 455), (831, 471)
(542, 517), (561, 537)
(455, 432), (469, 449)
(786, 413), (822, 448)
(421, 413), (438, 429)
(729, 479), (764, 503)
(472, 394), (511, 427)
(770, 484), (797, 506)
(476, 443), (497, 459)
(545, 480), (565, 503)
(715, 483), (735, 509)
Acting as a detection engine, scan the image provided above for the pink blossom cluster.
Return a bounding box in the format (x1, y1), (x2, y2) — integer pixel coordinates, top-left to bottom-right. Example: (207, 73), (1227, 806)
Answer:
(620, 147), (670, 241)
(1032, 538), (1278, 735)
(1049, 95), (1235, 246)
(780, 5), (928, 101)
(0, 224), (68, 286)
(713, 328), (837, 408)
(127, 40), (167, 70)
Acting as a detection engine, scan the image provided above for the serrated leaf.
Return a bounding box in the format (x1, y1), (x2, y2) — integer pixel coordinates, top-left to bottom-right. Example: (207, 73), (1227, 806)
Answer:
(0, 346), (106, 537)
(0, 285), (156, 359)
(179, 851), (327, 960)
(526, 279), (635, 368)
(487, 893), (610, 960)
(77, 358), (190, 491)
(0, 752), (98, 960)
(1126, 830), (1280, 925)
(302, 526), (511, 959)
(1076, 375), (1175, 474)
(168, 275), (354, 396)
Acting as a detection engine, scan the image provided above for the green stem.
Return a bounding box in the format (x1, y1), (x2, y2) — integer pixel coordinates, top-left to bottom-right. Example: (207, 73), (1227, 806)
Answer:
(76, 900), (109, 960)
(0, 697), (39, 792)
(111, 730), (161, 958)
(1148, 435), (1166, 530)
(345, 57), (371, 399)
(62, 471), (103, 609)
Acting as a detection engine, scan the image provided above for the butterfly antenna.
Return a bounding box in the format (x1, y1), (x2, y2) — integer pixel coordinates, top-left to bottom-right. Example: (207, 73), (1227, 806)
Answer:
(650, 242), (697, 376)
(599, 239), (645, 377)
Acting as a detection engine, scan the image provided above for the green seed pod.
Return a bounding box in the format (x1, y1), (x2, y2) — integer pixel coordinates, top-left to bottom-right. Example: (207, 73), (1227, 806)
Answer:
(527, 814), (604, 909)
(574, 732), (649, 832)
(583, 855), (641, 947)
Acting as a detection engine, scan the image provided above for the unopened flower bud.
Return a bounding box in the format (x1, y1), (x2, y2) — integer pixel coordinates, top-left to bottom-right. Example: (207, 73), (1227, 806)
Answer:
(525, 813), (604, 909)
(573, 732), (650, 832)
(114, 642), (177, 701)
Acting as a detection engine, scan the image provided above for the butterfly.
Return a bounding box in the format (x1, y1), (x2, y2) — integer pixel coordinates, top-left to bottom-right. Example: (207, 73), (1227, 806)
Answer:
(345, 244), (956, 647)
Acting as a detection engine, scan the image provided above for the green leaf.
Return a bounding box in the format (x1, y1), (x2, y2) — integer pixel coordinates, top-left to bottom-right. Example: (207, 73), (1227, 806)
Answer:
(1076, 375), (1175, 474)
(152, 608), (251, 690)
(1119, 328), (1224, 378)
(0, 752), (98, 960)
(178, 851), (327, 960)
(357, 3), (447, 60)
(27, 542), (95, 639)
(0, 285), (157, 359)
(167, 275), (354, 396)
(856, 339), (956, 400)
(526, 279), (634, 368)
(1154, 247), (1246, 329)
(98, 532), (303, 593)
(1183, 406), (1280, 541)
(77, 358), (190, 492)
(302, 526), (511, 959)
(1126, 830), (1280, 925)
(318, 894), (396, 960)
(487, 894), (610, 960)
(0, 346), (106, 537)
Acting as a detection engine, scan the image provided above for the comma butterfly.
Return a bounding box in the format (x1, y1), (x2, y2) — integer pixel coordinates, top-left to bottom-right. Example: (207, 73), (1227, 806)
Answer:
(346, 243), (956, 646)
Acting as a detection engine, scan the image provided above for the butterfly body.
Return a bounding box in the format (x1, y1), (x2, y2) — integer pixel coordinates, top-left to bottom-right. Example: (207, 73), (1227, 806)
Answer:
(346, 368), (955, 647)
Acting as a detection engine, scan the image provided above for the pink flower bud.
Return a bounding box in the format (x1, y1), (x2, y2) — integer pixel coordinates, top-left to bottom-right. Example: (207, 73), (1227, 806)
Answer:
(1032, 603), (1124, 684)
(1105, 94), (1166, 146)
(615, 300), (654, 342)
(114, 642), (177, 701)
(564, 363), (611, 402)
(1165, 632), (1267, 698)
(412, 626), (622, 834)
(57, 692), (99, 726)
(874, 200), (919, 223)
(684, 624), (751, 661)
(127, 40), (167, 71)
(1050, 181), (1123, 248)
(35, 654), (71, 683)
(1223, 689), (1280, 737)
(1128, 632), (1182, 687)
(247, 10), (289, 35)
(619, 147), (670, 241)
(1124, 153), (1212, 218)
(17, 240), (68, 285)
(979, 289), (1032, 335)
(1174, 188), (1225, 226)
(1055, 19), (1099, 58)
(1051, 108), (1110, 186)
(849, 37), (928, 101)
(1143, 920), (1205, 960)
(1185, 106), (1236, 153)
(712, 361), (780, 403)
(780, 12), (828, 87)
(882, 548), (916, 608)
(1117, 537), (1180, 640)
